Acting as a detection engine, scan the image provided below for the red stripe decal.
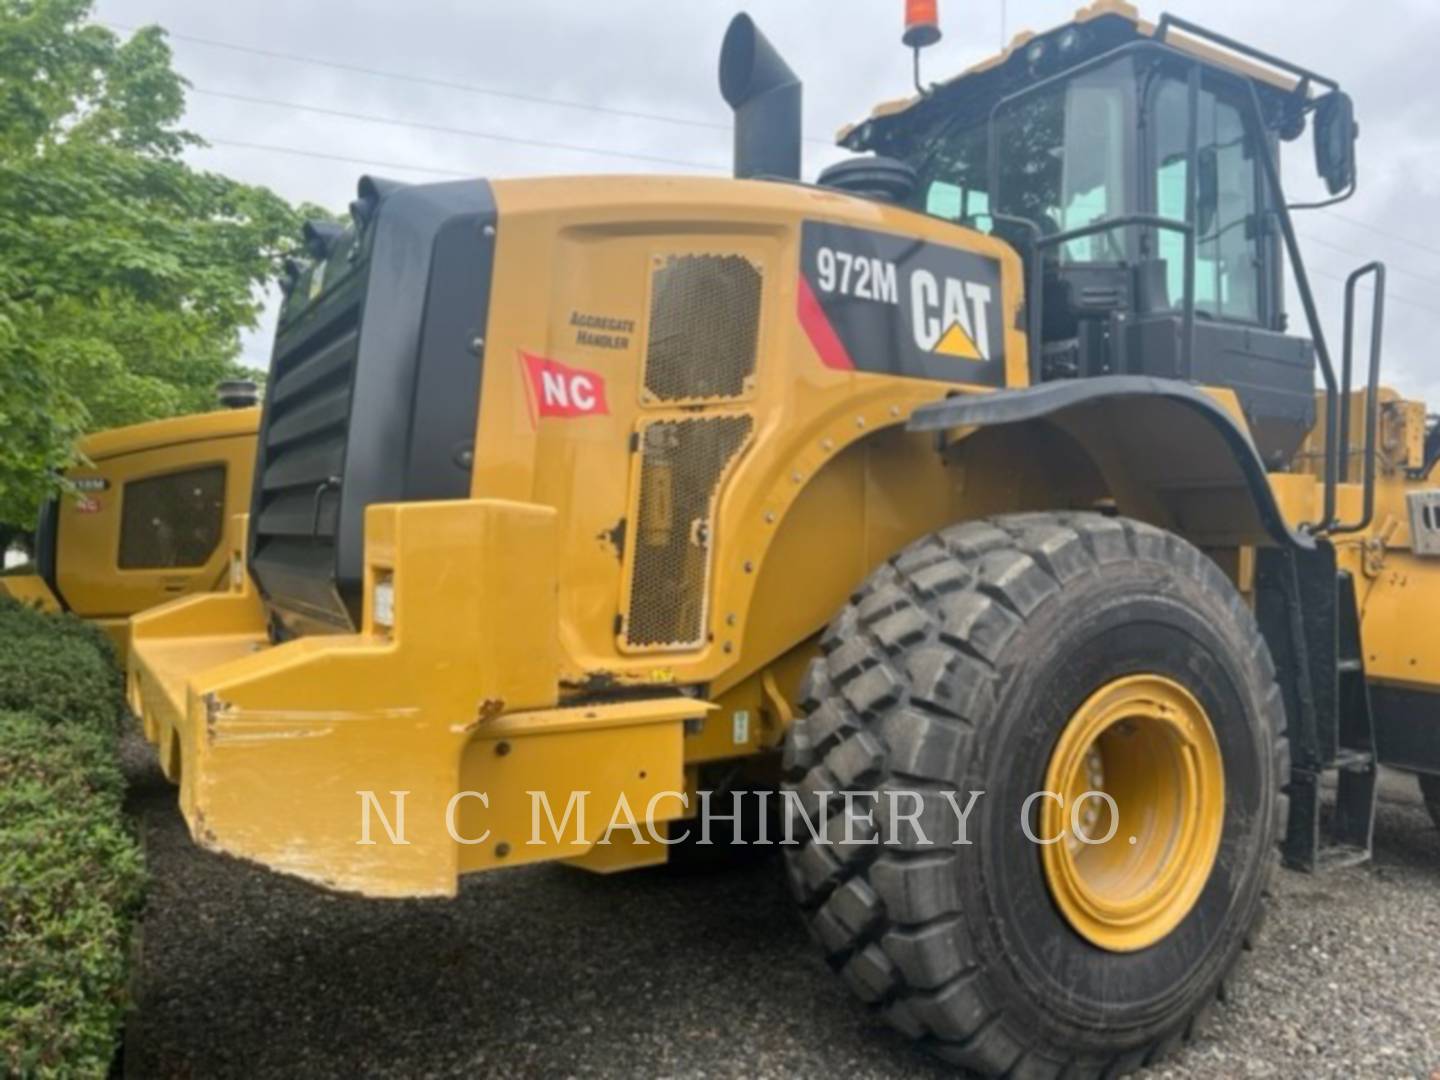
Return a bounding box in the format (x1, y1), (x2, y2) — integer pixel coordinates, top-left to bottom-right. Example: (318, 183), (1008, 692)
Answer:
(796, 275), (855, 371)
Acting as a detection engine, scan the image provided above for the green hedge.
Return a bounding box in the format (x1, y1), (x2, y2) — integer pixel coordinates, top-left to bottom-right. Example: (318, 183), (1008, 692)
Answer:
(0, 598), (122, 703)
(0, 597), (143, 1078)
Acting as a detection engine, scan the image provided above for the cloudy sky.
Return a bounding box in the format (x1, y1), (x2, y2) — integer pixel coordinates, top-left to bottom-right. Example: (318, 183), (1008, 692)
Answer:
(91, 0), (1440, 405)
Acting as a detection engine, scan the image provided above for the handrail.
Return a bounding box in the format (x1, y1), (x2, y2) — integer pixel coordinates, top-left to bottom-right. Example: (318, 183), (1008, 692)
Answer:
(311, 475), (341, 541)
(1242, 79), (1343, 532)
(988, 212), (1197, 385)
(1031, 214), (1198, 375)
(1330, 263), (1387, 535)
(1154, 13), (1339, 93)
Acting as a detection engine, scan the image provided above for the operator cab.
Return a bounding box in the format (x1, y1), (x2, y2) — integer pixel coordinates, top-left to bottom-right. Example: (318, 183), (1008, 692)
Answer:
(843, 1), (1360, 469)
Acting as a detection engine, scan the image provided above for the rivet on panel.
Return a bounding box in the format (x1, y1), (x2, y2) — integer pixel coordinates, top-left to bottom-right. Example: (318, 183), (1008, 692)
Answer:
(856, 416), (867, 429)
(495, 841), (511, 858)
(821, 438), (834, 452)
(743, 560), (755, 573)
(764, 511), (776, 524)
(495, 741), (511, 757)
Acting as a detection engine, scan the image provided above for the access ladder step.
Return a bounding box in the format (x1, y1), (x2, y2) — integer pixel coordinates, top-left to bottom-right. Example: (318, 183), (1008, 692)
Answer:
(1313, 843), (1373, 872)
(1331, 747), (1375, 772)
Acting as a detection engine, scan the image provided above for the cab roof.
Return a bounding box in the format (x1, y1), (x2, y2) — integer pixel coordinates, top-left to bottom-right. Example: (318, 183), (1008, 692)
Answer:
(78, 407), (260, 463)
(840, 0), (1307, 148)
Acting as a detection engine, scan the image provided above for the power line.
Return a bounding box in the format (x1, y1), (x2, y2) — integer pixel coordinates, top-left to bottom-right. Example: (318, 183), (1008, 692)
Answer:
(1306, 264), (1440, 320)
(100, 19), (736, 135)
(102, 18), (1440, 260)
(197, 137), (1440, 321)
(102, 18), (832, 147)
(1297, 230), (1440, 288)
(1319, 208), (1440, 260)
(202, 137), (473, 179)
(106, 20), (1440, 318)
(193, 87), (727, 172)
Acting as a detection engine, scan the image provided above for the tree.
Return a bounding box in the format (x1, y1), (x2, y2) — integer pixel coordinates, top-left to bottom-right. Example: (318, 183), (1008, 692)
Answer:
(0, 0), (318, 526)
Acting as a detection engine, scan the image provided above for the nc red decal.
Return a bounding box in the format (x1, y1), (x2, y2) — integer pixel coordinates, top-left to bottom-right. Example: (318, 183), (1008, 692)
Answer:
(520, 350), (609, 420)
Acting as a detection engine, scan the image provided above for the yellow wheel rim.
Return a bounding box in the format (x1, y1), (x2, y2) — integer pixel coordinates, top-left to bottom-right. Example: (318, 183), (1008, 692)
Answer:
(1041, 674), (1225, 953)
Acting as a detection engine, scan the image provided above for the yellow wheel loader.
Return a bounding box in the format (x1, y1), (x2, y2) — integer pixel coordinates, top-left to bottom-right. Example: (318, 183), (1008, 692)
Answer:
(2, 387), (258, 665)
(127, 2), (1440, 1073)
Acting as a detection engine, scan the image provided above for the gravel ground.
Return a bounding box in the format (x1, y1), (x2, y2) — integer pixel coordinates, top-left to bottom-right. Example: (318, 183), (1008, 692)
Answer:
(119, 736), (1440, 1079)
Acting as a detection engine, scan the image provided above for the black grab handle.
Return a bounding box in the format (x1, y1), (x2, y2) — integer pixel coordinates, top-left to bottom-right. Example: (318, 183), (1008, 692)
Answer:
(1331, 262), (1386, 535)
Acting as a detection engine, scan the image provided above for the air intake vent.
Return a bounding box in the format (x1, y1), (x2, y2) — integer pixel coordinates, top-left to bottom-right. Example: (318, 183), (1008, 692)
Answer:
(252, 314), (359, 606)
(624, 415), (754, 650)
(644, 254), (762, 403)
(249, 178), (498, 637)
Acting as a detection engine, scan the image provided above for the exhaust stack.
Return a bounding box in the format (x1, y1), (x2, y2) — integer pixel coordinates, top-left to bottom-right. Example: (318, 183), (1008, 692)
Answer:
(719, 14), (802, 181)
(217, 379), (259, 410)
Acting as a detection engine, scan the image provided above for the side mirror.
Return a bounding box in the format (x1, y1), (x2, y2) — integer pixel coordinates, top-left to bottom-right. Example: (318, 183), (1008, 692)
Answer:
(1313, 92), (1357, 196)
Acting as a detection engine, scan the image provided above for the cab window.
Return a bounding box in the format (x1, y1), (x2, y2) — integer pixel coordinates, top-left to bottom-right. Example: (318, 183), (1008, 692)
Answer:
(118, 465), (226, 570)
(924, 179), (989, 223)
(908, 119), (991, 226)
(1152, 78), (1262, 322)
(993, 60), (1131, 263)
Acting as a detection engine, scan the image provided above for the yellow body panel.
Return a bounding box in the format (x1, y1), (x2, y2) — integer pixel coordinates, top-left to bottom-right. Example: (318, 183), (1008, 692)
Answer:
(130, 502), (704, 896)
(471, 176), (1026, 698)
(0, 574), (61, 612)
(128, 176), (1039, 894)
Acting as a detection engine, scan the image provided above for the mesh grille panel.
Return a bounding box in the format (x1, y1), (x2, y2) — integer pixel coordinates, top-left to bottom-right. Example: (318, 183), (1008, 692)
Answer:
(625, 415), (753, 649)
(644, 255), (762, 403)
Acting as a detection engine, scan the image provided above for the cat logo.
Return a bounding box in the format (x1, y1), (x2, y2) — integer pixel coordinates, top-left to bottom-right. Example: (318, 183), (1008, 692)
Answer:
(910, 269), (993, 363)
(799, 219), (1005, 388)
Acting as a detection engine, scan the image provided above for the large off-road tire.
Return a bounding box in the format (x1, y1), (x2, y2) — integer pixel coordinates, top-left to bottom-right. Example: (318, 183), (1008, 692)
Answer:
(1420, 773), (1440, 830)
(781, 514), (1287, 1077)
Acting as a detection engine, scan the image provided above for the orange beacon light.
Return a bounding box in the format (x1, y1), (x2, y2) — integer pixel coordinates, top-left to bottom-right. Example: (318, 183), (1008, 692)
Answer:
(904, 0), (942, 48)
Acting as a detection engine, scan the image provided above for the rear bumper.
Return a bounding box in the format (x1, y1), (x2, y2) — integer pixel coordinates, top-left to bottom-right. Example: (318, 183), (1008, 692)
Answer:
(93, 618), (131, 667)
(129, 500), (706, 898)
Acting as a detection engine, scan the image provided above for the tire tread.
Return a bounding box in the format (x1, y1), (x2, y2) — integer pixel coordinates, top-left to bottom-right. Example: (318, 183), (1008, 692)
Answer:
(781, 513), (1287, 1077)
